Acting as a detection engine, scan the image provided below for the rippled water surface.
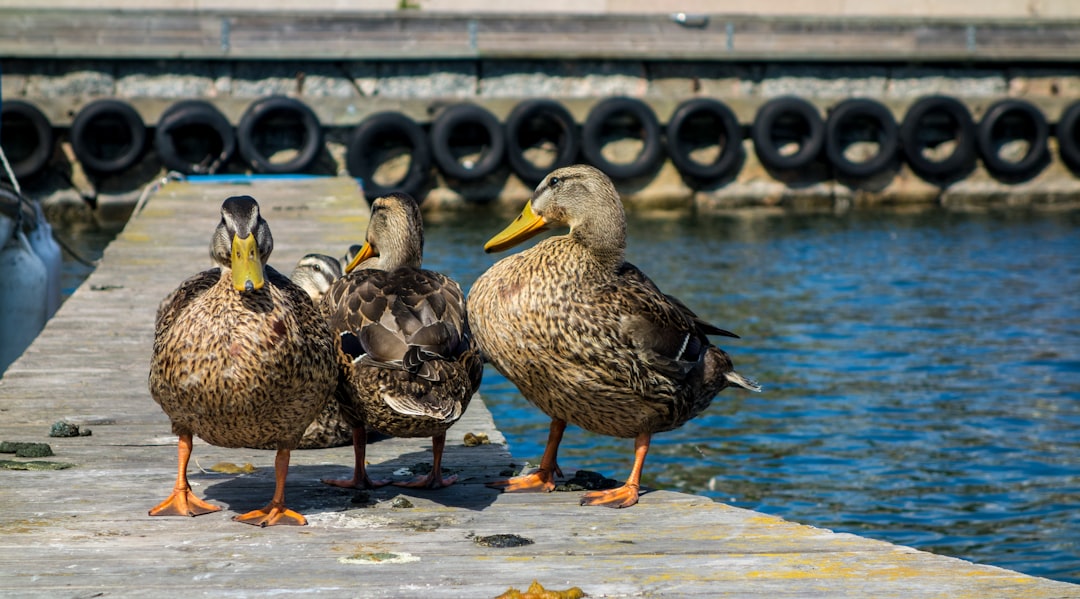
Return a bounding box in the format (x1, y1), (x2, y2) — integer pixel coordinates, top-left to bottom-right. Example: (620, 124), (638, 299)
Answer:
(420, 206), (1080, 584)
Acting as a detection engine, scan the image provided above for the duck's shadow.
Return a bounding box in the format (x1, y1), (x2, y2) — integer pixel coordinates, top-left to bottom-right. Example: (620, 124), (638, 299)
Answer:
(198, 447), (503, 516)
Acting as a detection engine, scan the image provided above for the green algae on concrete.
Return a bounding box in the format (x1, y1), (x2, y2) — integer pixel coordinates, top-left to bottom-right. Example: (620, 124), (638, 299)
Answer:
(0, 441), (54, 457)
(0, 459), (75, 471)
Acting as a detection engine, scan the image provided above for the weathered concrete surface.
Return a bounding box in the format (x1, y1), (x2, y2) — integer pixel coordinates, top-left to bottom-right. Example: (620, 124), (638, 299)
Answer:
(2, 177), (1079, 598)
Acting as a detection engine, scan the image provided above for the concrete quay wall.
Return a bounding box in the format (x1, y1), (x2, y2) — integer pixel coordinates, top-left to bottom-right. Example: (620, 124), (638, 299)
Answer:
(3, 11), (1080, 217)
(4, 0), (1080, 19)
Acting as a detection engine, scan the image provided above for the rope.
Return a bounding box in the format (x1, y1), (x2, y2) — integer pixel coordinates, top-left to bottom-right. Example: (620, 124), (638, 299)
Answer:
(52, 231), (99, 268)
(0, 148), (26, 236)
(133, 171), (185, 217)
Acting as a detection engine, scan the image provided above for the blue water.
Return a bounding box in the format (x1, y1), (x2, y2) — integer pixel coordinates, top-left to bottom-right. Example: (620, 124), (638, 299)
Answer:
(420, 206), (1080, 584)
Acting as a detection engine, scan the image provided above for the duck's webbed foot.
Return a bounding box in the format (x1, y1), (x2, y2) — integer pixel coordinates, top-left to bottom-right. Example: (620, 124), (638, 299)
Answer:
(394, 472), (458, 489)
(486, 468), (557, 493)
(579, 483), (640, 509)
(322, 472), (391, 490)
(233, 502), (306, 527)
(149, 487), (222, 517)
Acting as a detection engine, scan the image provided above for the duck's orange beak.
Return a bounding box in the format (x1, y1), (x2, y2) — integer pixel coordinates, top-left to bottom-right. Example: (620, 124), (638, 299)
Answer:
(343, 241), (376, 274)
(484, 201), (548, 253)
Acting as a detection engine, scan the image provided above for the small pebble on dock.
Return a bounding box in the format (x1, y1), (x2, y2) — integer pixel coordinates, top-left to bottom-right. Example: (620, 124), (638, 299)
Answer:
(49, 421), (91, 437)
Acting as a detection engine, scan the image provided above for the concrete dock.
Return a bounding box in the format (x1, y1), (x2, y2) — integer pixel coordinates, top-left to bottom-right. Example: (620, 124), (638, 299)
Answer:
(1, 177), (1078, 598)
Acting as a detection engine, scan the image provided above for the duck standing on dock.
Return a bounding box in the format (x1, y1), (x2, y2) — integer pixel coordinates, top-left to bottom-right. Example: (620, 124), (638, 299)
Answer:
(469, 165), (761, 508)
(289, 253), (353, 450)
(320, 192), (482, 489)
(148, 196), (337, 526)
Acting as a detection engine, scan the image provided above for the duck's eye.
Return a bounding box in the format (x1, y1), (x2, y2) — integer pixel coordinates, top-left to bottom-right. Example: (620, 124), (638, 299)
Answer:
(549, 176), (560, 187)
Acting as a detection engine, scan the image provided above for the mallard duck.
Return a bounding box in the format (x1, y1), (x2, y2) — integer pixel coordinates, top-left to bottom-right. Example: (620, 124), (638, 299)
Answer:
(468, 165), (760, 508)
(288, 253), (353, 450)
(320, 191), (482, 489)
(149, 196), (338, 526)
(291, 253), (342, 304)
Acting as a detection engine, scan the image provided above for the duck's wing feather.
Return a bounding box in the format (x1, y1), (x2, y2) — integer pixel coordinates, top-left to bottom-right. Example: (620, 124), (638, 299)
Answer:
(322, 267), (470, 382)
(381, 388), (464, 423)
(612, 263), (737, 380)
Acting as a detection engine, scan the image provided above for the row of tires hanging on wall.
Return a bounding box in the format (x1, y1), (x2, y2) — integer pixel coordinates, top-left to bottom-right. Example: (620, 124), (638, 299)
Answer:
(5, 92), (1080, 199)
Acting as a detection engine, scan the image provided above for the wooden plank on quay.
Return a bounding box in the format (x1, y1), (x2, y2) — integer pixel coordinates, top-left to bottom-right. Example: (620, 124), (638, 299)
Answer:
(4, 10), (1080, 62)
(1, 176), (1078, 598)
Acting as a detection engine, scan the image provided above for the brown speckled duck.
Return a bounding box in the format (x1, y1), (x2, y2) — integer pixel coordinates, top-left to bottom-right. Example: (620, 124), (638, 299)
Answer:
(320, 192), (482, 489)
(289, 253), (352, 450)
(149, 196), (337, 526)
(291, 253), (342, 305)
(468, 165), (760, 508)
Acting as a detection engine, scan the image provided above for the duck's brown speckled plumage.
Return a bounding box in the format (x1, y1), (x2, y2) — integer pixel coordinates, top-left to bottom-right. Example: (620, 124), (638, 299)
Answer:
(320, 192), (482, 489)
(468, 165), (760, 508)
(289, 253), (352, 449)
(152, 266), (334, 449)
(472, 242), (741, 437)
(148, 195), (337, 526)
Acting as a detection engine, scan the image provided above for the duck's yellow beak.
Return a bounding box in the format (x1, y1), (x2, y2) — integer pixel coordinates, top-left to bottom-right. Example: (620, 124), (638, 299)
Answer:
(484, 201), (548, 253)
(343, 241), (375, 274)
(231, 233), (264, 292)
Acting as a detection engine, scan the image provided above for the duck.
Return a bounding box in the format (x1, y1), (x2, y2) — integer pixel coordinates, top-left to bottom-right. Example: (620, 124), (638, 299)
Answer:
(148, 195), (338, 526)
(288, 253), (353, 450)
(320, 191), (483, 489)
(468, 165), (761, 508)
(291, 253), (342, 304)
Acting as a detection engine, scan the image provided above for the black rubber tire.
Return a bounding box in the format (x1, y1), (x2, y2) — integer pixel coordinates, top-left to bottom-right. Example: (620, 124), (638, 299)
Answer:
(69, 98), (147, 174)
(899, 95), (977, 180)
(504, 99), (580, 185)
(751, 96), (825, 172)
(825, 98), (900, 179)
(976, 98), (1049, 179)
(665, 97), (743, 181)
(0, 100), (54, 180)
(1056, 100), (1080, 174)
(581, 97), (664, 180)
(154, 99), (236, 175)
(429, 103), (505, 181)
(236, 96), (323, 174)
(346, 111), (431, 200)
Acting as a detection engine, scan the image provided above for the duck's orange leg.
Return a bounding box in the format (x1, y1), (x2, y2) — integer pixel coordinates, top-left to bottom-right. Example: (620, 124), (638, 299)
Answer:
(322, 427), (390, 489)
(580, 432), (650, 509)
(395, 432), (458, 489)
(149, 433), (221, 518)
(487, 418), (566, 493)
(233, 449), (305, 526)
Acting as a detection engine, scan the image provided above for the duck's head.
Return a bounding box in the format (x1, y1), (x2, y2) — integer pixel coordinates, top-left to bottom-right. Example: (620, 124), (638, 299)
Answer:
(212, 195), (273, 292)
(291, 253), (342, 301)
(344, 191), (424, 273)
(484, 164), (626, 258)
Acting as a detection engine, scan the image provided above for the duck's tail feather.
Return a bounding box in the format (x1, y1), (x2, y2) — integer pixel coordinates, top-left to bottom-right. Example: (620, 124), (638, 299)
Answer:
(726, 371), (762, 392)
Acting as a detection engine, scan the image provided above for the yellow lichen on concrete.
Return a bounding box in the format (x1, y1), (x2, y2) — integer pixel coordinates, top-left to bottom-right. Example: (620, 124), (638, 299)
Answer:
(0, 517), (54, 534)
(745, 514), (791, 527)
(494, 580), (585, 599)
(337, 542), (421, 565)
(118, 231), (153, 242)
(208, 461), (256, 474)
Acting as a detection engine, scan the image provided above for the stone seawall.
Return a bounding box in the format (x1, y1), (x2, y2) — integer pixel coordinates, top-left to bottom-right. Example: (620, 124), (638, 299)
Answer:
(3, 11), (1080, 218)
